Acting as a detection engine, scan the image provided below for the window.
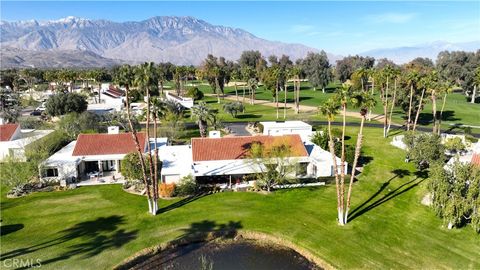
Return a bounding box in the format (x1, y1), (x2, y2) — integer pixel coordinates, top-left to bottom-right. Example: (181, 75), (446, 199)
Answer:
(44, 168), (59, 177)
(296, 162), (308, 176)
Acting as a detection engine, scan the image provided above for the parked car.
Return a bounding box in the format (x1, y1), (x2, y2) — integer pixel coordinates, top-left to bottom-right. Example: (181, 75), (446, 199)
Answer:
(30, 110), (42, 116)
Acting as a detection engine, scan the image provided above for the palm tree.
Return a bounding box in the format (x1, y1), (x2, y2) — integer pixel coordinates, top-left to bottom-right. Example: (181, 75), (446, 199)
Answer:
(191, 102), (216, 137)
(412, 75), (427, 132)
(156, 64), (166, 96)
(231, 68), (240, 101)
(114, 64), (153, 214)
(90, 69), (106, 104)
(381, 66), (395, 137)
(150, 96), (164, 187)
(355, 67), (368, 92)
(344, 91), (376, 224)
(247, 78), (258, 105)
(319, 99), (342, 224)
(405, 71), (419, 131)
(424, 71), (441, 134)
(386, 68), (400, 136)
(437, 80), (452, 135)
(334, 83), (352, 225)
(290, 67), (302, 114)
(472, 67), (480, 104)
(135, 62), (160, 215)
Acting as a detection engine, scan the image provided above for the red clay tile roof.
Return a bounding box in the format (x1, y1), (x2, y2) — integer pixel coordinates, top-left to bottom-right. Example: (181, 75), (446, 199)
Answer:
(72, 132), (146, 156)
(105, 86), (124, 98)
(0, 124), (20, 141)
(472, 153), (480, 166)
(192, 134), (308, 162)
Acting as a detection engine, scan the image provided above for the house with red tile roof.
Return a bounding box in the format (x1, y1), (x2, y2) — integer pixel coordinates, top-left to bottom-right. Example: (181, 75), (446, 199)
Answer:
(40, 128), (150, 183)
(0, 123), (21, 142)
(191, 134), (345, 184)
(0, 123), (54, 161)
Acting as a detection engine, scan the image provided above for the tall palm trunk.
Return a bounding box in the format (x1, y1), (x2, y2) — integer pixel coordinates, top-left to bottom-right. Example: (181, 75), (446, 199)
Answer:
(276, 82), (279, 119)
(215, 77), (220, 103)
(438, 93), (448, 135)
(125, 84), (153, 213)
(339, 103), (347, 225)
(153, 112), (161, 213)
(160, 81), (164, 96)
(327, 119), (342, 224)
(242, 84), (246, 103)
(345, 114), (365, 224)
(413, 87), (426, 132)
(284, 84), (287, 119)
(383, 78), (389, 138)
(294, 77), (299, 114)
(431, 91), (437, 134)
(145, 89), (157, 215)
(371, 77), (375, 95)
(368, 78), (375, 121)
(386, 78), (397, 136)
(296, 77), (300, 114)
(98, 82), (102, 104)
(407, 84), (414, 131)
(471, 85), (476, 104)
(199, 120), (207, 137)
(234, 82), (238, 101)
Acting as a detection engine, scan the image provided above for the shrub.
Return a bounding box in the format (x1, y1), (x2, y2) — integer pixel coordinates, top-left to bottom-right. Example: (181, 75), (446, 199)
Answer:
(19, 116), (44, 129)
(160, 183), (176, 198)
(45, 92), (87, 116)
(186, 87), (204, 100)
(58, 112), (102, 140)
(223, 101), (244, 118)
(444, 137), (466, 154)
(403, 132), (445, 170)
(174, 175), (198, 197)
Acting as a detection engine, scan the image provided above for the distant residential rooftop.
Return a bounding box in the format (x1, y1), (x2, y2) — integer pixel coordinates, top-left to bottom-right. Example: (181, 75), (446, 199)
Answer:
(259, 121), (312, 128)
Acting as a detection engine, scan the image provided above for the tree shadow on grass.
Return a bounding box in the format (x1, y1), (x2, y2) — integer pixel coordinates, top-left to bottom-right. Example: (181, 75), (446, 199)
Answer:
(1, 215), (137, 269)
(118, 220), (243, 270)
(0, 224), (24, 236)
(236, 114), (261, 119)
(417, 111), (459, 126)
(348, 169), (428, 222)
(157, 193), (209, 214)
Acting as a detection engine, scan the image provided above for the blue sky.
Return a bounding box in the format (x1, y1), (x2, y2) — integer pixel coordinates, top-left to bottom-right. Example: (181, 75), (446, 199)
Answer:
(1, 1), (479, 55)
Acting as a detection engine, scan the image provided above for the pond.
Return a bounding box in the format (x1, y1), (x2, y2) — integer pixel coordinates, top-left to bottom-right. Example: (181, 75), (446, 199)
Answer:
(129, 239), (321, 270)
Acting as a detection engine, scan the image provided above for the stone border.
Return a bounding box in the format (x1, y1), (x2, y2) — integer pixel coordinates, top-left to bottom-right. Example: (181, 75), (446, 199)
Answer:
(114, 230), (334, 270)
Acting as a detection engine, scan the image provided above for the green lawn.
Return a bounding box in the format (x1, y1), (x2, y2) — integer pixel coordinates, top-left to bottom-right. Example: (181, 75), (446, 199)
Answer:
(1, 127), (479, 269)
(180, 81), (480, 131)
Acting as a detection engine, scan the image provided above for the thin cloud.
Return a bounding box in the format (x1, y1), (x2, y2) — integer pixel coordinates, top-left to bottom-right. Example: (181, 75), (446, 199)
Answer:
(290, 24), (315, 34)
(366, 12), (417, 24)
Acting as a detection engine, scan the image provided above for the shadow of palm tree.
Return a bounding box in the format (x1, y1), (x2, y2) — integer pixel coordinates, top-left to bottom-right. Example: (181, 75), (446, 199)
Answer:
(0, 224), (24, 236)
(157, 193), (209, 214)
(348, 169), (425, 222)
(1, 215), (137, 269)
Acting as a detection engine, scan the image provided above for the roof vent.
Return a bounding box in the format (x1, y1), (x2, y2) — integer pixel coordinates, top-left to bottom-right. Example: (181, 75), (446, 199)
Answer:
(209, 130), (221, 138)
(108, 126), (120, 134)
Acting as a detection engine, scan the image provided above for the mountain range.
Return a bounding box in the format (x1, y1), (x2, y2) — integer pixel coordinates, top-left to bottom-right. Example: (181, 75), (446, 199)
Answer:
(0, 16), (325, 68)
(361, 41), (480, 64)
(0, 16), (478, 68)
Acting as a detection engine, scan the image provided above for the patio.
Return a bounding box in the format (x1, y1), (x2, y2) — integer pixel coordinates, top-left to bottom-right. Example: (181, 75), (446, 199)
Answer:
(77, 171), (125, 186)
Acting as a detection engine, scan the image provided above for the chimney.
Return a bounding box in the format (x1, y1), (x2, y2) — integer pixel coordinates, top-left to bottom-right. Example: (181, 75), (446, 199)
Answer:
(108, 126), (120, 134)
(209, 130), (221, 138)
